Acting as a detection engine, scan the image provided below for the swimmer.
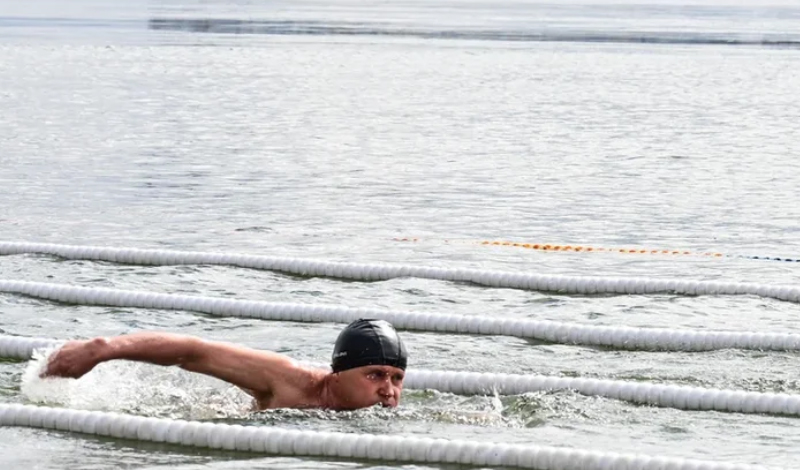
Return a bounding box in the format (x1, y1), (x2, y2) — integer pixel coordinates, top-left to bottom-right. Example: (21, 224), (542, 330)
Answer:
(42, 319), (407, 411)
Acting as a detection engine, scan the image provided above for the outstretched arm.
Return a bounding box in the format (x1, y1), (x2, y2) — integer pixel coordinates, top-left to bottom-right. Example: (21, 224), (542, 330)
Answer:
(42, 332), (296, 397)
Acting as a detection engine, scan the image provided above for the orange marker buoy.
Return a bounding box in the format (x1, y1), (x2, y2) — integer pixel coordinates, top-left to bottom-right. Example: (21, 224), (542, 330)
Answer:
(442, 238), (788, 263)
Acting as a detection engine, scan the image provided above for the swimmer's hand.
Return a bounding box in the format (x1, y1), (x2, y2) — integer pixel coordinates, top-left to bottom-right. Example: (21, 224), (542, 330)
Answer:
(41, 338), (109, 379)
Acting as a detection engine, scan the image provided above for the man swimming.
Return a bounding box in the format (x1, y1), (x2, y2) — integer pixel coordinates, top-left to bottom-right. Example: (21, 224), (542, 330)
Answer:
(42, 319), (407, 411)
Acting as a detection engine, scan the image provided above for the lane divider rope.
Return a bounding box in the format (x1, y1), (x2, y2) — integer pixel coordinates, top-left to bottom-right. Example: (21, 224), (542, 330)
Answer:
(0, 404), (773, 470)
(2, 279), (800, 352)
(395, 237), (800, 263)
(4, 334), (800, 418)
(1, 241), (799, 303)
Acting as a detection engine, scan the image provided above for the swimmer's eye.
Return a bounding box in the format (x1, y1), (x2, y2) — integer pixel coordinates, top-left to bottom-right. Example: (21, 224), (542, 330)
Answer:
(367, 370), (405, 383)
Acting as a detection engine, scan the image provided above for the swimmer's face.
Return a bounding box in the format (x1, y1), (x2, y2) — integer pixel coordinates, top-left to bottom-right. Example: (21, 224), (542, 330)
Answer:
(332, 365), (405, 410)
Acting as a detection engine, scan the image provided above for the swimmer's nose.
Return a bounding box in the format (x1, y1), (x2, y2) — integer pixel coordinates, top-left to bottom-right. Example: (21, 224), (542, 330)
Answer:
(378, 385), (398, 407)
(380, 394), (397, 407)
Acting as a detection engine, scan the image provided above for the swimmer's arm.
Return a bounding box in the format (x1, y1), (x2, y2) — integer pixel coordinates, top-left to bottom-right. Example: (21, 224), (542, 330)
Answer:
(43, 332), (296, 395)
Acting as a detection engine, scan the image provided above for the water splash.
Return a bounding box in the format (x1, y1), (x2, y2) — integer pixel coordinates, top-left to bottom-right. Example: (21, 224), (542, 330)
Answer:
(20, 347), (252, 420)
(19, 351), (601, 429)
(241, 389), (513, 432)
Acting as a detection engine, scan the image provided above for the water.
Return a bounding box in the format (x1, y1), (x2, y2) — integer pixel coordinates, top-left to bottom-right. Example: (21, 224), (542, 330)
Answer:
(2, 0), (800, 468)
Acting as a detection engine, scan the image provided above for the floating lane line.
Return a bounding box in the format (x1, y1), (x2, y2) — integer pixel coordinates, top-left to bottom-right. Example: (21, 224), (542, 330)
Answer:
(1, 241), (799, 303)
(2, 280), (799, 352)
(0, 404), (776, 470)
(4, 334), (800, 418)
(395, 237), (800, 263)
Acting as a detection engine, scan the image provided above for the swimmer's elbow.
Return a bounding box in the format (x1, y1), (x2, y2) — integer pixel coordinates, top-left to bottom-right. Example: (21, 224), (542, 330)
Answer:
(176, 337), (211, 370)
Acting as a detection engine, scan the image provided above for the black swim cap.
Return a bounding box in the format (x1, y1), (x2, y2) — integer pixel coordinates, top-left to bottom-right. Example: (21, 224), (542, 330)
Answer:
(331, 319), (407, 373)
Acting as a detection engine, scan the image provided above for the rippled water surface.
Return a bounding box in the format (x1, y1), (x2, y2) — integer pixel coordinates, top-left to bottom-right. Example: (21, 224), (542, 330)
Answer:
(2, 0), (800, 468)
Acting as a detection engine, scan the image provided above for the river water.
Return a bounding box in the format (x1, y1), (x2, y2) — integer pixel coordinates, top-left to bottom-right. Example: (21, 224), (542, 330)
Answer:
(1, 0), (800, 468)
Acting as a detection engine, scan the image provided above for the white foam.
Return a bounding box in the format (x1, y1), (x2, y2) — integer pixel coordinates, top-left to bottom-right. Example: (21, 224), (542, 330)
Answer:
(20, 348), (251, 420)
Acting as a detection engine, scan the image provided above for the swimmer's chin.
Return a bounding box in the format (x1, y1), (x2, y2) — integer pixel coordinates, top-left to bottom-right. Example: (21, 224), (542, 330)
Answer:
(329, 402), (397, 411)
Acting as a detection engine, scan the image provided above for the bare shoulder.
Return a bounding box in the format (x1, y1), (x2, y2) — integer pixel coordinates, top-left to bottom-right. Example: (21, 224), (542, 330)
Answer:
(260, 356), (327, 391)
(182, 339), (323, 398)
(253, 362), (330, 410)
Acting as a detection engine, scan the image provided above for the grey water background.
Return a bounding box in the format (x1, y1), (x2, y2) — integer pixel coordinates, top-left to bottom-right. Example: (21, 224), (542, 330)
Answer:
(2, 0), (800, 468)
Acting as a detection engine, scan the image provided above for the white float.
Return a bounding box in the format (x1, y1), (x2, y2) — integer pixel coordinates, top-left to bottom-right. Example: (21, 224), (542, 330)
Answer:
(1, 241), (797, 302)
(3, 334), (800, 418)
(2, 280), (797, 352)
(0, 404), (776, 470)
